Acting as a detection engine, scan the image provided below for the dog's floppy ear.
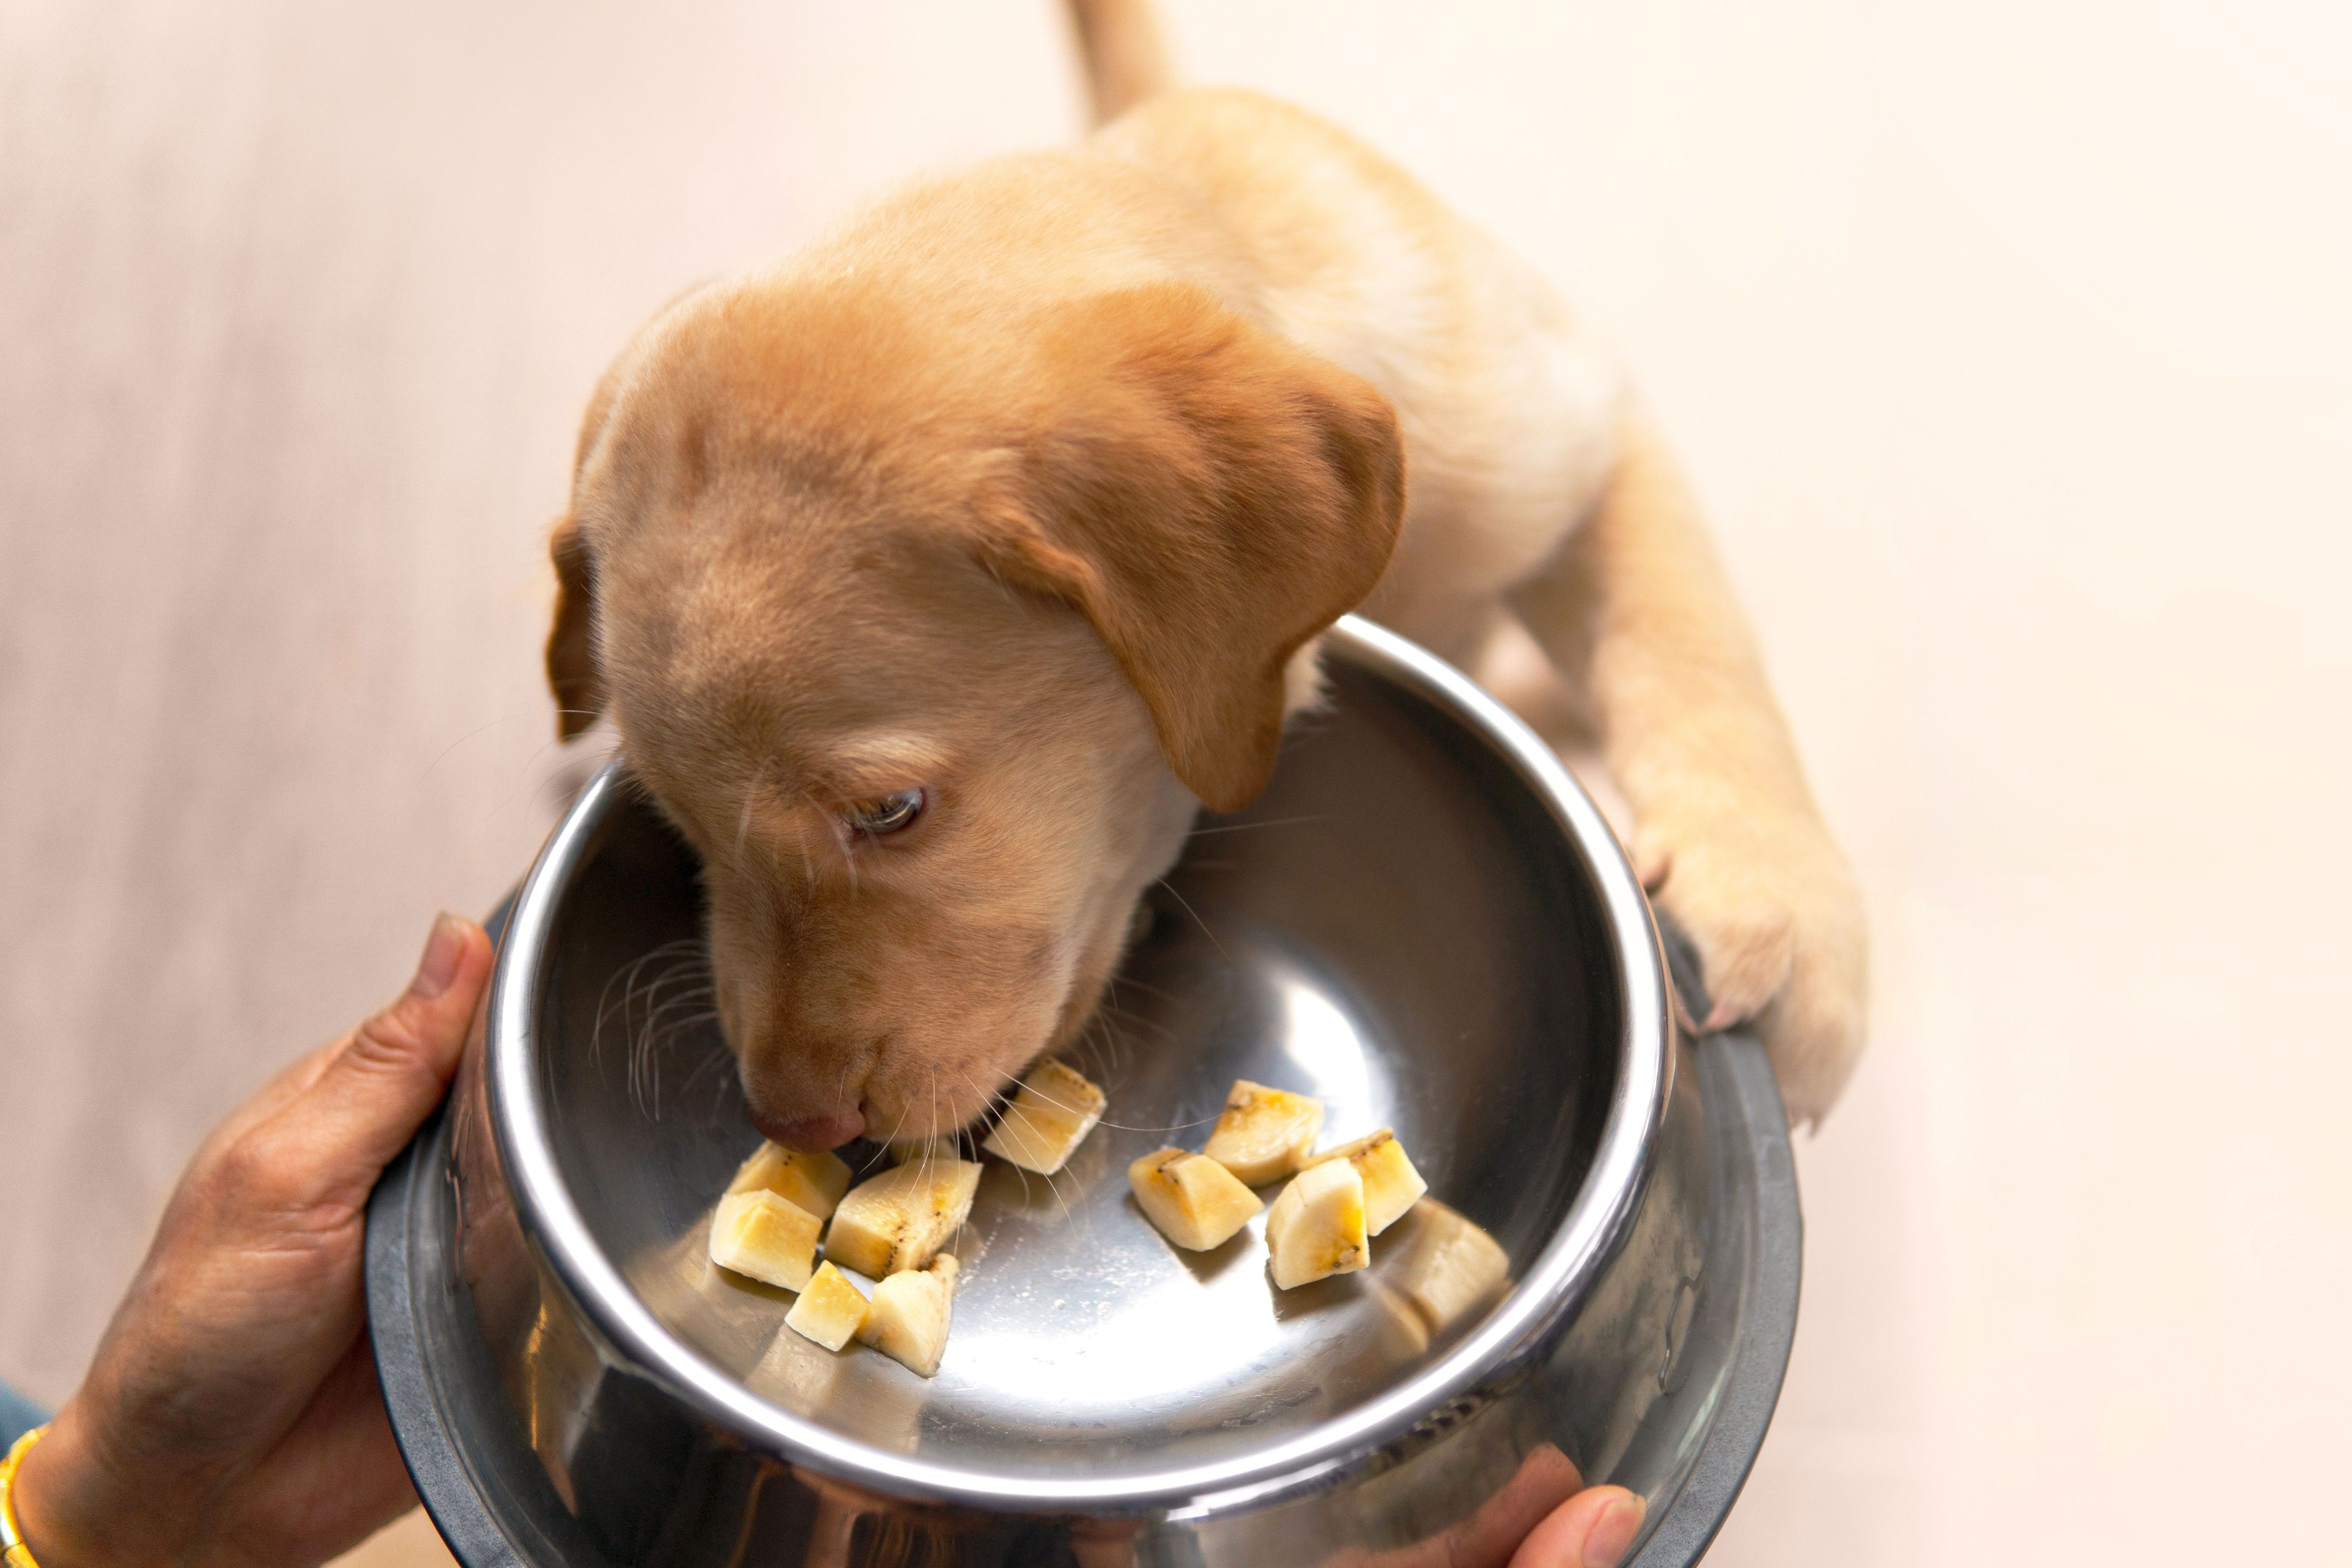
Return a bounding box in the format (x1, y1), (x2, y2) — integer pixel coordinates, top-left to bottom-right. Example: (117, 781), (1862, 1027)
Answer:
(973, 286), (1405, 811)
(546, 515), (605, 740)
(544, 358), (638, 742)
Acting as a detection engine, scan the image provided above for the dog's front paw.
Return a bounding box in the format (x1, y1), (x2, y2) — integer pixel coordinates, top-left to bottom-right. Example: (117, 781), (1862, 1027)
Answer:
(1635, 796), (1869, 1128)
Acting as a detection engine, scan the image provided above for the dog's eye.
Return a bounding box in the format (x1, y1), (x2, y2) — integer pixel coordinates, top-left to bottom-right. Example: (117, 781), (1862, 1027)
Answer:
(844, 788), (925, 837)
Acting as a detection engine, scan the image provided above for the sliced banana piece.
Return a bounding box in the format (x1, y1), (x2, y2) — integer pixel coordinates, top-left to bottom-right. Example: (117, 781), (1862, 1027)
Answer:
(981, 1059), (1107, 1174)
(727, 1141), (853, 1222)
(1203, 1080), (1324, 1186)
(708, 1189), (821, 1291)
(1304, 1128), (1427, 1236)
(1264, 1156), (1369, 1289)
(1384, 1199), (1509, 1333)
(886, 1135), (965, 1168)
(825, 1159), (982, 1278)
(856, 1254), (960, 1377)
(784, 1261), (871, 1352)
(1128, 1147), (1264, 1251)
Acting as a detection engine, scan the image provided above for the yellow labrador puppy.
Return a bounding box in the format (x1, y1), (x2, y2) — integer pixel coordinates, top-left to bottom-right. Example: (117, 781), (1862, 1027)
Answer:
(544, 1), (1866, 1147)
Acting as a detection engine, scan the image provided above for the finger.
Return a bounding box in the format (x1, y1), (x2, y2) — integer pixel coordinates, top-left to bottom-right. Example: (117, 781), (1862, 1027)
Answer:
(1441, 1446), (1585, 1568)
(300, 914), (494, 1182)
(1508, 1487), (1645, 1568)
(1328, 1447), (1583, 1568)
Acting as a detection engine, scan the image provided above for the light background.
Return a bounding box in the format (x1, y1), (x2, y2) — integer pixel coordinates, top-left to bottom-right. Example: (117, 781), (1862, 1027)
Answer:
(2, 3), (2345, 1564)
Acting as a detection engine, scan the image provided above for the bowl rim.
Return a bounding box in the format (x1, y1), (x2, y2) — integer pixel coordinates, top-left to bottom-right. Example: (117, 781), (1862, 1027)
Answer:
(484, 614), (1674, 1514)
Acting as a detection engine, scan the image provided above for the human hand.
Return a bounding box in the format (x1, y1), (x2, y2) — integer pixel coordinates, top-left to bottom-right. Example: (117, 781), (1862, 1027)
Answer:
(12, 914), (494, 1568)
(1332, 1446), (1646, 1568)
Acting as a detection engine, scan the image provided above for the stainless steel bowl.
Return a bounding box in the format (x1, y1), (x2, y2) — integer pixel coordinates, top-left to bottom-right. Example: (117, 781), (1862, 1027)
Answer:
(367, 615), (1801, 1565)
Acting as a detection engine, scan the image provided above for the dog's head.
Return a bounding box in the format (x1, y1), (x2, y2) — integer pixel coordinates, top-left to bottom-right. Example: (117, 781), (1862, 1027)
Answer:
(545, 277), (1402, 1148)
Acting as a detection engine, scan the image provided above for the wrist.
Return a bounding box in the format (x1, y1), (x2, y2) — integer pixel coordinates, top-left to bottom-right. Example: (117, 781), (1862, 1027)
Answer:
(9, 1413), (90, 1568)
(1, 1426), (39, 1568)
(9, 1405), (172, 1568)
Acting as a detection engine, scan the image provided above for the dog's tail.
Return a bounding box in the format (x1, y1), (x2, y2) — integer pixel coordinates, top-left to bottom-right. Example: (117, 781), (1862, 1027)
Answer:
(1066, 0), (1173, 127)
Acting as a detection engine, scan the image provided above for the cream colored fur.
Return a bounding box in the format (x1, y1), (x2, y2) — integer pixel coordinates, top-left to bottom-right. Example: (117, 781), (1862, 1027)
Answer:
(544, 12), (1868, 1143)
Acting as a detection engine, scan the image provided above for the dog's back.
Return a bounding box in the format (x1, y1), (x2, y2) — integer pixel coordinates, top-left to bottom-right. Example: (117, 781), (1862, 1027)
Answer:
(1096, 90), (1626, 660)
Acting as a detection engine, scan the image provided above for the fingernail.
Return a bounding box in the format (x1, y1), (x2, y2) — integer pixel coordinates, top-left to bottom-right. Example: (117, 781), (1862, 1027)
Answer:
(409, 913), (466, 998)
(1583, 1495), (1645, 1568)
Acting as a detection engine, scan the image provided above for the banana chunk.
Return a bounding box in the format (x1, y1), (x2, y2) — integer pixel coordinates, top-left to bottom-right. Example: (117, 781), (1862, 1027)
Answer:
(727, 1141), (853, 1222)
(1304, 1128), (1427, 1236)
(825, 1159), (982, 1278)
(1385, 1199), (1509, 1333)
(1128, 1147), (1264, 1251)
(982, 1059), (1107, 1174)
(886, 1135), (964, 1168)
(784, 1262), (871, 1351)
(708, 1189), (821, 1291)
(857, 1255), (960, 1377)
(1203, 1080), (1324, 1186)
(1264, 1156), (1369, 1289)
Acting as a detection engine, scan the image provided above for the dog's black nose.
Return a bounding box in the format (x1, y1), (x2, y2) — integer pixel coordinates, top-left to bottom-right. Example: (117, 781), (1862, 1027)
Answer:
(750, 1104), (866, 1151)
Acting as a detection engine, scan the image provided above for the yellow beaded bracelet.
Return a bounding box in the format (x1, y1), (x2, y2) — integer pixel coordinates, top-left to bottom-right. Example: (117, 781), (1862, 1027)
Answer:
(0, 1423), (47, 1568)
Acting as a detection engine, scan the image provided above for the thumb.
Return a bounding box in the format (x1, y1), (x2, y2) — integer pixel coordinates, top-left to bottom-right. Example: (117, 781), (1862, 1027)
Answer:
(1509, 1487), (1645, 1568)
(303, 913), (495, 1181)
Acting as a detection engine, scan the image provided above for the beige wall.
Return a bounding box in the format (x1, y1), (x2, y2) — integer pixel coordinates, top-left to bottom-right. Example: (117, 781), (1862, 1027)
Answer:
(3, 3), (2344, 1564)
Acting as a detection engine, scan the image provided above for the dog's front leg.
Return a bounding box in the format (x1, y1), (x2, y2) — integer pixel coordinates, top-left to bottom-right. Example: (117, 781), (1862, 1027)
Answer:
(1510, 413), (1869, 1126)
